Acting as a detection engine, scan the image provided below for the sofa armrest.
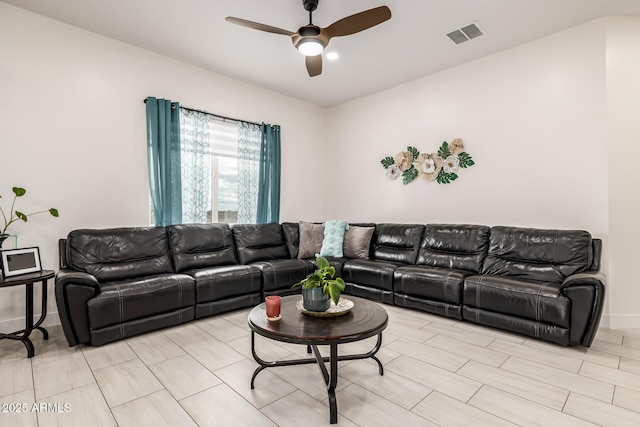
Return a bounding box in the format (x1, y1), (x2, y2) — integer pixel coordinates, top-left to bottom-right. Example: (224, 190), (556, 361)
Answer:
(55, 269), (101, 347)
(561, 271), (606, 347)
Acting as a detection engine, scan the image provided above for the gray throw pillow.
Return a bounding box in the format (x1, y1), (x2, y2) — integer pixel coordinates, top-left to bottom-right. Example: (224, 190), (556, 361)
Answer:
(343, 226), (375, 259)
(298, 221), (324, 259)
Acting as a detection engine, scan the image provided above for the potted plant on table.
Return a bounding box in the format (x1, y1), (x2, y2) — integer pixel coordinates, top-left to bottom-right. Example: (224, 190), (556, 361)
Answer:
(1, 186), (59, 247)
(293, 256), (346, 312)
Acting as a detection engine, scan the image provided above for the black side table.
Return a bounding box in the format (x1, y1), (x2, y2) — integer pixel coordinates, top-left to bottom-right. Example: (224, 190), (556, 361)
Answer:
(0, 270), (55, 358)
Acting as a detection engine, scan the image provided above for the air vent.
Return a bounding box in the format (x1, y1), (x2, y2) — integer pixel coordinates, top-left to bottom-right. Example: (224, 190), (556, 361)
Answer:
(445, 22), (484, 45)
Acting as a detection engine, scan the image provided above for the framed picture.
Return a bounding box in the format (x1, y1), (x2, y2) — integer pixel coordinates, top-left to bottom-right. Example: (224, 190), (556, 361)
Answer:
(1, 247), (42, 277)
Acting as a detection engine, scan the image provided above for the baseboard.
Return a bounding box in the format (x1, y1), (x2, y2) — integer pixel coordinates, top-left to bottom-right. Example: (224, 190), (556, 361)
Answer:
(0, 311), (61, 333)
(603, 314), (640, 329)
(599, 314), (610, 329)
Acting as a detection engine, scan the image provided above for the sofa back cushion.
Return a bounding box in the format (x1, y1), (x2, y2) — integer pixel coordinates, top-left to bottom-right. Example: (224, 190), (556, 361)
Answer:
(298, 221), (325, 259)
(67, 227), (173, 282)
(343, 225), (376, 259)
(283, 222), (377, 260)
(417, 224), (490, 272)
(167, 223), (238, 272)
(481, 226), (592, 283)
(372, 224), (424, 264)
(282, 222), (300, 258)
(232, 223), (289, 264)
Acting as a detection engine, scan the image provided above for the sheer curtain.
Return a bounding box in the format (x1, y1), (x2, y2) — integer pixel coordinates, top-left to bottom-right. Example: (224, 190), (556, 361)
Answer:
(145, 97), (182, 226)
(237, 121), (261, 223)
(257, 123), (281, 224)
(180, 109), (212, 223)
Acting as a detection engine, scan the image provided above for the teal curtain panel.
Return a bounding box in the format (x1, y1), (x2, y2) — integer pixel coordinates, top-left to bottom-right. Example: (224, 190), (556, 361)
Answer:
(145, 97), (182, 226)
(257, 123), (281, 224)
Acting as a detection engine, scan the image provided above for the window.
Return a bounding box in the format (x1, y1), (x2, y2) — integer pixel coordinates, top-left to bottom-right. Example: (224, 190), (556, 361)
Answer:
(181, 111), (248, 224)
(149, 109), (253, 225)
(146, 98), (277, 226)
(209, 121), (239, 223)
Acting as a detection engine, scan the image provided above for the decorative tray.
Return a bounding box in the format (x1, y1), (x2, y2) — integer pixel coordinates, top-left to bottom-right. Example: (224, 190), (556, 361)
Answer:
(296, 298), (354, 317)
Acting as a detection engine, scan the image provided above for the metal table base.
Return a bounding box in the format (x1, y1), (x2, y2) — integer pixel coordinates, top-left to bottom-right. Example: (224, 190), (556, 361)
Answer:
(250, 331), (384, 424)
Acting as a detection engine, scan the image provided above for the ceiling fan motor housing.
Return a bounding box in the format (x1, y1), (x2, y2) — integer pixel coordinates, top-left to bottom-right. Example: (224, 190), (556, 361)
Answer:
(303, 0), (319, 12)
(299, 25), (321, 36)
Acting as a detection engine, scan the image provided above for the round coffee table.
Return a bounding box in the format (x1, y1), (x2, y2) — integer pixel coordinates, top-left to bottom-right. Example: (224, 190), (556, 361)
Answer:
(248, 295), (388, 424)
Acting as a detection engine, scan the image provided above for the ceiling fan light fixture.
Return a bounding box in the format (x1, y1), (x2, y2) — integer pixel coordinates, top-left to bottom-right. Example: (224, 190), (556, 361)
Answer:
(297, 39), (324, 56)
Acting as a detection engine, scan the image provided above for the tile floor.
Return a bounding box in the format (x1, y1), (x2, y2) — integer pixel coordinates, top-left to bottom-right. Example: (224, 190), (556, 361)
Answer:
(1, 305), (640, 426)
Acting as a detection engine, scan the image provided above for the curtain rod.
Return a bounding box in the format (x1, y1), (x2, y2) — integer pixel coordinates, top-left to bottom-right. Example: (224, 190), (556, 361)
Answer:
(143, 99), (261, 127)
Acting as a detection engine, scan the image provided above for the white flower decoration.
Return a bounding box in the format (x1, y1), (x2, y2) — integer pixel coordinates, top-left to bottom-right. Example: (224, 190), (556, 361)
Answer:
(443, 155), (460, 173)
(415, 158), (436, 174)
(386, 165), (400, 180)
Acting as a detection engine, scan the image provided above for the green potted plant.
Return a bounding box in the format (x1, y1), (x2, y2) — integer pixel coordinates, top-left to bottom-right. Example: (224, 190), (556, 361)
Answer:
(1, 187), (59, 247)
(293, 256), (346, 312)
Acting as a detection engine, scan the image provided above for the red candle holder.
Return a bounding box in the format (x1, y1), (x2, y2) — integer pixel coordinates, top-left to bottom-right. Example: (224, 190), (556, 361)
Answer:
(265, 296), (282, 321)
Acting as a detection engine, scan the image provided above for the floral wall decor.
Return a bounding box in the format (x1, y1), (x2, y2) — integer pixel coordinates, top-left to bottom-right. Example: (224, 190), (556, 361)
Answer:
(380, 138), (475, 185)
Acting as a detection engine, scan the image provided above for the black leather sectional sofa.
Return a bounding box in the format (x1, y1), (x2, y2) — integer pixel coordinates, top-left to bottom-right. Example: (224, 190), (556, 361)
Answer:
(55, 222), (605, 348)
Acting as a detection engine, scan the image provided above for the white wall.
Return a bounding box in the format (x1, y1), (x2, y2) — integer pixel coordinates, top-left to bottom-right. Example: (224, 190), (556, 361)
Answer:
(2, 2), (638, 330)
(606, 17), (640, 328)
(324, 18), (640, 328)
(325, 20), (614, 322)
(325, 20), (608, 233)
(0, 3), (326, 330)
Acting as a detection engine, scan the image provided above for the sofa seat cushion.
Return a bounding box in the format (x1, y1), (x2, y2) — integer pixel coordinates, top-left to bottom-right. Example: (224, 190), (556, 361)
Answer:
(87, 274), (195, 330)
(187, 265), (262, 303)
(394, 266), (474, 304)
(251, 259), (314, 292)
(463, 275), (570, 328)
(343, 259), (402, 291)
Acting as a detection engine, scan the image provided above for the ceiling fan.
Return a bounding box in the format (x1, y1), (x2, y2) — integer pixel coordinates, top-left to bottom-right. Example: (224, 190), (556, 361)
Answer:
(226, 0), (392, 77)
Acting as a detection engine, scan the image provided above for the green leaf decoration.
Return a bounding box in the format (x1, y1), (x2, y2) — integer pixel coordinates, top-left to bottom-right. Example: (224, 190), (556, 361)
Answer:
(381, 156), (395, 169)
(326, 283), (341, 305)
(12, 187), (26, 197)
(316, 256), (329, 270)
(301, 273), (322, 288)
(437, 142), (451, 159)
(436, 171), (459, 184)
(458, 152), (475, 169)
(1, 187), (59, 234)
(326, 266), (336, 278)
(383, 139), (474, 186)
(402, 165), (419, 185)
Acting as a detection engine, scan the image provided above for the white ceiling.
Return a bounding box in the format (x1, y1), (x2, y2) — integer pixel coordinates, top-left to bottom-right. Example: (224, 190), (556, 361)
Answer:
(3, 0), (640, 107)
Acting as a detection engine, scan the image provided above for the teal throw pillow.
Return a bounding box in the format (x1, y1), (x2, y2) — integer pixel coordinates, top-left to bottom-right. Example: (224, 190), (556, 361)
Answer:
(319, 220), (349, 257)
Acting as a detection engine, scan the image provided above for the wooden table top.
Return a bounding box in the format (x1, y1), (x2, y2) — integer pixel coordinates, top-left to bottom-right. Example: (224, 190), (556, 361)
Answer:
(248, 295), (388, 345)
(0, 270), (55, 288)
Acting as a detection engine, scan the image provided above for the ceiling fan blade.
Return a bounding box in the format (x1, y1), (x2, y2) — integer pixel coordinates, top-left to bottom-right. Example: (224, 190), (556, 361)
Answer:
(325, 6), (391, 39)
(305, 55), (322, 77)
(225, 17), (294, 36)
